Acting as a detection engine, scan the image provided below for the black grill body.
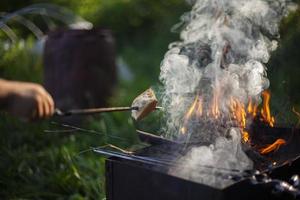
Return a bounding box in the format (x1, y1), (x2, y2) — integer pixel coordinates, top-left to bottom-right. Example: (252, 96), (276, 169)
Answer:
(103, 127), (300, 200)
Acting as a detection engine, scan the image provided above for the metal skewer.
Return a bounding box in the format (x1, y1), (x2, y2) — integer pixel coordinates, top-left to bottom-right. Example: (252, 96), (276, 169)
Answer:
(54, 106), (162, 117)
(54, 107), (138, 116)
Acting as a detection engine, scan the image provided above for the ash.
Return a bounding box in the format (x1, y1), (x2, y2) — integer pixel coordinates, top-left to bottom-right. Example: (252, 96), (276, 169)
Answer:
(159, 0), (296, 188)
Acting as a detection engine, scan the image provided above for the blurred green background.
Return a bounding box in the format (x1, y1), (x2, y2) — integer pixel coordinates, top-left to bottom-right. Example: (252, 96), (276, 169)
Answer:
(0, 1), (189, 199)
(0, 0), (299, 199)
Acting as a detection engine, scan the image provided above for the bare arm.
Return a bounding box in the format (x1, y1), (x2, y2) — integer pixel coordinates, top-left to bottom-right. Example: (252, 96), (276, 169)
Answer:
(0, 79), (55, 120)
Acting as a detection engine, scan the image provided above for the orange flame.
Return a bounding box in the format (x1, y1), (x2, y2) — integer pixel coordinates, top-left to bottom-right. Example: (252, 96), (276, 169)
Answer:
(242, 131), (250, 143)
(184, 95), (199, 120)
(211, 90), (220, 119)
(195, 97), (203, 118)
(259, 139), (286, 154)
(181, 96), (201, 134)
(260, 90), (275, 127)
(230, 97), (247, 129)
(180, 89), (286, 154)
(247, 99), (258, 118)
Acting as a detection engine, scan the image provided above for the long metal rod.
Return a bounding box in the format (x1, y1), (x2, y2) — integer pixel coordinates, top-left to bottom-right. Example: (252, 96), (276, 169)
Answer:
(55, 106), (162, 116)
(54, 107), (138, 116)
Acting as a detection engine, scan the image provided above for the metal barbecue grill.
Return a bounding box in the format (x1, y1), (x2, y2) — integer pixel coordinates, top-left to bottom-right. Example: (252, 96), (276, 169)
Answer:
(95, 125), (300, 200)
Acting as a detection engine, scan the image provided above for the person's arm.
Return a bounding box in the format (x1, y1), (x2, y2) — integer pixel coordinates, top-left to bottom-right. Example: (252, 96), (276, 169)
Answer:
(0, 79), (54, 120)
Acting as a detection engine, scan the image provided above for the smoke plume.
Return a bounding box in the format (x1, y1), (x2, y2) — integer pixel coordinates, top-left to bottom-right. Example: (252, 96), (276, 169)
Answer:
(160, 0), (296, 188)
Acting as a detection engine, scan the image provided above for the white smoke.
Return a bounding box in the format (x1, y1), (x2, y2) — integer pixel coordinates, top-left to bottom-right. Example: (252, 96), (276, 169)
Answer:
(169, 128), (252, 188)
(159, 0), (296, 188)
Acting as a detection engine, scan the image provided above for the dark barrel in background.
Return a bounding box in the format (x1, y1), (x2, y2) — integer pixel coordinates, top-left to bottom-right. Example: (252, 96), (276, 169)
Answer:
(43, 28), (117, 121)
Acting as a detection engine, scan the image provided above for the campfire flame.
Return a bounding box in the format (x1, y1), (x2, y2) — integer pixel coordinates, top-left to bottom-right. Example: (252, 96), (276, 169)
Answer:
(259, 139), (287, 155)
(260, 91), (275, 127)
(181, 90), (286, 154)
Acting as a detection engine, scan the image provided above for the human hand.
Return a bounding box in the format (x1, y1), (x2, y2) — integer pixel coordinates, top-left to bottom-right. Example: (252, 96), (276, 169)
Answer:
(1, 80), (55, 120)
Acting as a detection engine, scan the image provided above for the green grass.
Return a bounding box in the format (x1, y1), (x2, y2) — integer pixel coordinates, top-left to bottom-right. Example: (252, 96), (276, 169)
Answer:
(0, 113), (109, 199)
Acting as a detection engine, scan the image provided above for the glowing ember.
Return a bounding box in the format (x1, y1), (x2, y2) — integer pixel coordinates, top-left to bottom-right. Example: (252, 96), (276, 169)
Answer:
(180, 90), (287, 154)
(259, 139), (287, 154)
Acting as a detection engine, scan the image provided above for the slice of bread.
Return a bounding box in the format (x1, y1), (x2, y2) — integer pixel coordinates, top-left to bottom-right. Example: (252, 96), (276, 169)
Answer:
(131, 88), (158, 121)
